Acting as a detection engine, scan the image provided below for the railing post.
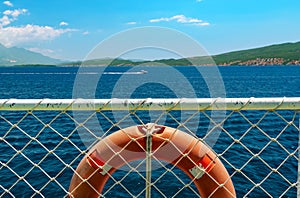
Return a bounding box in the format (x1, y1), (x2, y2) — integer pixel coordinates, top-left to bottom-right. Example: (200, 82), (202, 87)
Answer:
(297, 111), (300, 197)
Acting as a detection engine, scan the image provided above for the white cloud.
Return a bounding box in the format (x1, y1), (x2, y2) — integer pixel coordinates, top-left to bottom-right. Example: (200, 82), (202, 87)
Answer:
(173, 15), (203, 23)
(193, 22), (210, 26)
(196, 0), (203, 2)
(3, 1), (13, 7)
(3, 9), (27, 18)
(0, 5), (73, 48)
(149, 17), (168, 23)
(150, 15), (202, 23)
(126, 21), (137, 25)
(149, 14), (209, 26)
(3, 10), (11, 15)
(59, 21), (68, 26)
(0, 24), (75, 47)
(1, 9), (28, 27)
(0, 15), (10, 26)
(82, 31), (89, 35)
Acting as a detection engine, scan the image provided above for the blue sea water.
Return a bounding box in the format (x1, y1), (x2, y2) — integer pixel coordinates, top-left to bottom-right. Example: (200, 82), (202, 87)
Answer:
(0, 65), (299, 197)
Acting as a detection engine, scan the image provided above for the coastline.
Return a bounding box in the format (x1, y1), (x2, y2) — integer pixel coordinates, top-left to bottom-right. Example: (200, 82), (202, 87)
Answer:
(1, 64), (300, 68)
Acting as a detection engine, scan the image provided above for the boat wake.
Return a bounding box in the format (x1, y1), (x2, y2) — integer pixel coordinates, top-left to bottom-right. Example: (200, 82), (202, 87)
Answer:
(0, 70), (148, 75)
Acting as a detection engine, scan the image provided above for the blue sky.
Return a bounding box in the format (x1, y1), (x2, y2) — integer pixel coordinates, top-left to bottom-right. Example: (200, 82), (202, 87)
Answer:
(0, 0), (300, 60)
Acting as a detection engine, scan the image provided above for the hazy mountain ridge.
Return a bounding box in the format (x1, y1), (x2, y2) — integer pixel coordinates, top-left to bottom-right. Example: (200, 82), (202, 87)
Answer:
(1, 41), (300, 66)
(0, 44), (61, 66)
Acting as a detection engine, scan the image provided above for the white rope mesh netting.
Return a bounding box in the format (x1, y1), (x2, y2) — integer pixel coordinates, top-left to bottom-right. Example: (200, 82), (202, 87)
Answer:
(0, 98), (299, 197)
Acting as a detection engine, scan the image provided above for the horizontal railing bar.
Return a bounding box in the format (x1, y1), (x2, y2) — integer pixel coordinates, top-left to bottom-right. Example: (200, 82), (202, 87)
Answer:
(0, 98), (300, 111)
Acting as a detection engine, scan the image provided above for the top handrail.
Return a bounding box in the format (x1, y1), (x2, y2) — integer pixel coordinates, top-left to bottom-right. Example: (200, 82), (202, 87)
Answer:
(0, 98), (300, 111)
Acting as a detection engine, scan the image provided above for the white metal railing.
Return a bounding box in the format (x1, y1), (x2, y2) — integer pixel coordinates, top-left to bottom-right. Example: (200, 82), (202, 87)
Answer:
(1, 98), (300, 111)
(0, 98), (299, 197)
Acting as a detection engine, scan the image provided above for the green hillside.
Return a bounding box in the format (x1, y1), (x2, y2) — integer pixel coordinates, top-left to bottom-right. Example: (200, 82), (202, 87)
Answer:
(64, 41), (300, 66)
(212, 42), (300, 65)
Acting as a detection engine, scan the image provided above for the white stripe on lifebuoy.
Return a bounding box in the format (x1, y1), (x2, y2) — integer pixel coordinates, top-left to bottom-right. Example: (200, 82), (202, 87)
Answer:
(189, 164), (205, 179)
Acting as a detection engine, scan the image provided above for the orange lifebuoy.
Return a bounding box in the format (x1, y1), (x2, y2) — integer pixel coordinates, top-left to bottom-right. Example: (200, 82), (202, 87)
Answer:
(69, 124), (236, 197)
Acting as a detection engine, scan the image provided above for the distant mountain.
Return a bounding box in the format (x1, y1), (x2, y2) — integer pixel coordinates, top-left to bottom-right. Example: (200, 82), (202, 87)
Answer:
(0, 44), (61, 66)
(2, 41), (300, 67)
(166, 41), (300, 66)
(63, 41), (300, 66)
